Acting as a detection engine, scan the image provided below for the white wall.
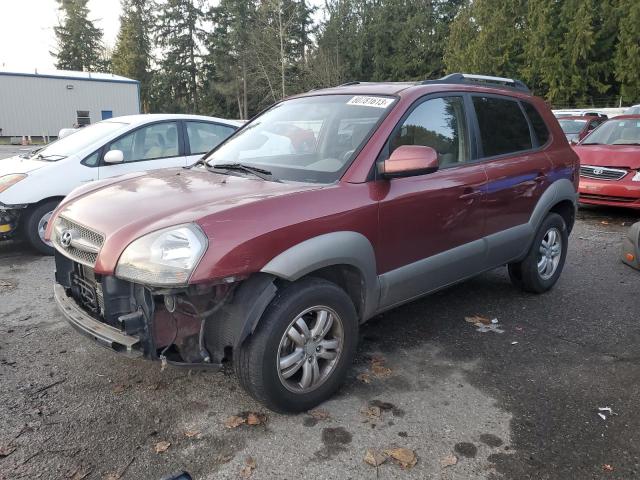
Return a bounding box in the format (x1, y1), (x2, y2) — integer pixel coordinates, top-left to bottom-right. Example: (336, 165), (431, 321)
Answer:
(0, 74), (139, 137)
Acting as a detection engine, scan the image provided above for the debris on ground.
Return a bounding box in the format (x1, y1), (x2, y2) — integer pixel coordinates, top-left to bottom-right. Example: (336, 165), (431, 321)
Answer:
(154, 441), (171, 454)
(184, 429), (201, 438)
(440, 454), (458, 468)
(511, 341), (519, 345)
(603, 464), (615, 472)
(598, 407), (616, 420)
(224, 412), (267, 429)
(68, 465), (91, 480)
(384, 447), (418, 469)
(0, 280), (14, 290)
(357, 372), (372, 384)
(308, 409), (330, 421)
(370, 355), (392, 378)
(112, 384), (126, 394)
(0, 444), (16, 457)
(361, 405), (382, 421)
(364, 449), (388, 467)
(465, 315), (504, 334)
(239, 456), (257, 478)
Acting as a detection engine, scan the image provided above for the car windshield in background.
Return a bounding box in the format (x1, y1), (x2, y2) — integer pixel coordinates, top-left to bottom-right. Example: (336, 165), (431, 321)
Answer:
(581, 119), (640, 145)
(204, 94), (396, 183)
(559, 119), (587, 134)
(29, 121), (129, 160)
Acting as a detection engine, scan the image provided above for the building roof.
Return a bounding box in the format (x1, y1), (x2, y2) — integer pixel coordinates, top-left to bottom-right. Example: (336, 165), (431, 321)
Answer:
(0, 69), (138, 84)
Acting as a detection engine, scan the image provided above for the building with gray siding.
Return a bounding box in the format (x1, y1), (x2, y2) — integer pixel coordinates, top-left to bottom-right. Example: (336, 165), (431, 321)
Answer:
(0, 70), (140, 140)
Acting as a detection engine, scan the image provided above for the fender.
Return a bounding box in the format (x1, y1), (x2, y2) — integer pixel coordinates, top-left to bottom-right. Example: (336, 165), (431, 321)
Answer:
(260, 231), (380, 320)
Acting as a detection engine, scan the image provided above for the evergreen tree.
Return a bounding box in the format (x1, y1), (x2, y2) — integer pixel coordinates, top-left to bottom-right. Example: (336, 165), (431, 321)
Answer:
(614, 0), (640, 103)
(112, 0), (153, 111)
(52, 0), (106, 71)
(153, 0), (204, 112)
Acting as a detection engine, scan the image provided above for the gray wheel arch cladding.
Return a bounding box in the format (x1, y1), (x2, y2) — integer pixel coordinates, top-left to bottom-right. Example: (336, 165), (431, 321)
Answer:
(260, 231), (379, 320)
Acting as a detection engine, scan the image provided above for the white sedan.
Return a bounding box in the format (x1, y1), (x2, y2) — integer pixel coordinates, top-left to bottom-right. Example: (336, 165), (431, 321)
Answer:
(0, 114), (242, 254)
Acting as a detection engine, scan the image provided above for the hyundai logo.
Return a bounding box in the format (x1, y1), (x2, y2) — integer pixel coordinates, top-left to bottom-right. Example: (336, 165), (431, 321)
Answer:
(60, 229), (75, 248)
(593, 167), (604, 175)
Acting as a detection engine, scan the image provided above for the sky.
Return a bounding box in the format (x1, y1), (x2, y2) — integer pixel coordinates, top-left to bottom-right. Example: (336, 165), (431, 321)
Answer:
(0, 0), (326, 73)
(0, 0), (121, 72)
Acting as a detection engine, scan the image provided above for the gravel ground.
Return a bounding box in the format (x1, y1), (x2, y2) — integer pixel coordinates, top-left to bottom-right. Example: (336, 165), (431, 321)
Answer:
(0, 146), (639, 479)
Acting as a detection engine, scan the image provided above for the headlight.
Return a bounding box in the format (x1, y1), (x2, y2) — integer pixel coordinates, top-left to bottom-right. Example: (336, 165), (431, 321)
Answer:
(115, 224), (208, 286)
(0, 174), (27, 193)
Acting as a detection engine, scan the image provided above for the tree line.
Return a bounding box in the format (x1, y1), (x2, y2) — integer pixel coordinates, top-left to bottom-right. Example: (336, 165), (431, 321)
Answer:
(53, 0), (640, 119)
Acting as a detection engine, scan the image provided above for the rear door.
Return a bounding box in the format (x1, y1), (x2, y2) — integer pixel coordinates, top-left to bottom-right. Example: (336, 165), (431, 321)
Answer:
(98, 121), (186, 179)
(377, 94), (488, 308)
(472, 96), (553, 264)
(184, 121), (236, 165)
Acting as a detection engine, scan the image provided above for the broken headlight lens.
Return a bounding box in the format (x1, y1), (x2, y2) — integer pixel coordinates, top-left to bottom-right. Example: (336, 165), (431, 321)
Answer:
(115, 223), (208, 286)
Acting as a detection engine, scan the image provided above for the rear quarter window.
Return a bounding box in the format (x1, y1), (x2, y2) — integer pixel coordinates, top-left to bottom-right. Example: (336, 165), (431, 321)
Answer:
(472, 96), (532, 157)
(522, 102), (550, 145)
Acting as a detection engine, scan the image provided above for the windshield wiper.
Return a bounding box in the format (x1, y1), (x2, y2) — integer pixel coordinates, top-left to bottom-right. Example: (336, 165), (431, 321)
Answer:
(210, 163), (280, 182)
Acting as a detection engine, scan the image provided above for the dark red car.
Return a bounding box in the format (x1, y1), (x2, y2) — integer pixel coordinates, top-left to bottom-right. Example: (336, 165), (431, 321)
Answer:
(574, 115), (640, 208)
(48, 74), (579, 412)
(558, 115), (605, 143)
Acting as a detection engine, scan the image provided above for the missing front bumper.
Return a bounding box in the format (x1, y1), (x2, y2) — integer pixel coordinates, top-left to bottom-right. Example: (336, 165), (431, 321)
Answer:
(54, 283), (142, 356)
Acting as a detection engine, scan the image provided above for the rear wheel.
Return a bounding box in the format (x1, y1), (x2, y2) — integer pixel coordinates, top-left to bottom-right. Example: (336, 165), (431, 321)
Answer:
(235, 277), (358, 413)
(508, 212), (568, 293)
(22, 200), (58, 255)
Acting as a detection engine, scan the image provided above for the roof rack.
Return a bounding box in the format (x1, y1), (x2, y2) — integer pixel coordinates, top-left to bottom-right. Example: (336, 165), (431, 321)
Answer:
(422, 73), (531, 93)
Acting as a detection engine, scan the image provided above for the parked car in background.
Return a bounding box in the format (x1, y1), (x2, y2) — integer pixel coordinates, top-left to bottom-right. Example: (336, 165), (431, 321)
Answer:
(48, 73), (578, 412)
(558, 116), (605, 143)
(574, 115), (640, 208)
(554, 110), (608, 119)
(0, 114), (242, 253)
(624, 105), (640, 115)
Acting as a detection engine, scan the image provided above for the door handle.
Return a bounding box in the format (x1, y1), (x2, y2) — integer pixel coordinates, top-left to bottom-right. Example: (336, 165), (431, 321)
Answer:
(459, 189), (482, 200)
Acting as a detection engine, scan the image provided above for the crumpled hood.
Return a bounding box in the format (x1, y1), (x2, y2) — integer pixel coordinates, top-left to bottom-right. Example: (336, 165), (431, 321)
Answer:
(573, 145), (640, 169)
(0, 156), (48, 175)
(54, 168), (321, 271)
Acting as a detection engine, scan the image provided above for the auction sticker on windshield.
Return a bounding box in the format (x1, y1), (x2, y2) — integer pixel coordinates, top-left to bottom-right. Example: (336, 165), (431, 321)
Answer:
(347, 96), (394, 108)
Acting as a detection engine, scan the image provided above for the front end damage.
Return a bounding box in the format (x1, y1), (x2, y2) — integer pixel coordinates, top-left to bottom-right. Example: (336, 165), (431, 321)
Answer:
(53, 253), (277, 368)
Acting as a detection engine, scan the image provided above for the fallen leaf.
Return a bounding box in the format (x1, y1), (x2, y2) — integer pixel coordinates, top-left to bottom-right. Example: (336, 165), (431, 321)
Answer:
(154, 441), (171, 454)
(246, 412), (267, 426)
(214, 453), (233, 464)
(370, 400), (394, 411)
(0, 445), (16, 457)
(69, 466), (91, 480)
(465, 315), (491, 325)
(112, 384), (126, 394)
(384, 448), (417, 469)
(184, 429), (201, 438)
(362, 406), (382, 419)
(440, 454), (458, 468)
(603, 464), (614, 472)
(357, 373), (372, 384)
(364, 449), (387, 467)
(371, 363), (392, 378)
(308, 409), (330, 420)
(105, 474), (120, 480)
(240, 456), (257, 478)
(601, 220), (609, 225)
(224, 415), (246, 429)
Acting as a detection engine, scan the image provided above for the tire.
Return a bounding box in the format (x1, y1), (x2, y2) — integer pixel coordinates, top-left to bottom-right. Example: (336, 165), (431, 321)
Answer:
(508, 212), (568, 293)
(235, 277), (358, 413)
(22, 200), (58, 255)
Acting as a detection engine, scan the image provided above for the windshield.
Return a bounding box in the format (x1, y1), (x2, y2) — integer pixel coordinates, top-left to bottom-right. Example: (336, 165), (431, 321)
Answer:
(559, 119), (587, 135)
(581, 118), (640, 145)
(204, 94), (396, 183)
(28, 121), (129, 160)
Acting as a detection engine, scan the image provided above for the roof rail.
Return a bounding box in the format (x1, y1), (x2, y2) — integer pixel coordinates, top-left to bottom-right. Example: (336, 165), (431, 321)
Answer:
(337, 81), (361, 87)
(422, 73), (531, 93)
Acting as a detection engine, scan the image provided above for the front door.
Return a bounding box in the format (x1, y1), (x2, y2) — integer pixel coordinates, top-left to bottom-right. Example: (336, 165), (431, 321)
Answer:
(377, 95), (488, 309)
(98, 121), (187, 179)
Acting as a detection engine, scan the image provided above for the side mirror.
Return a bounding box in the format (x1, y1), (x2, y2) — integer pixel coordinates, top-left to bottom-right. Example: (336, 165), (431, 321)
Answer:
(104, 149), (124, 164)
(381, 145), (439, 178)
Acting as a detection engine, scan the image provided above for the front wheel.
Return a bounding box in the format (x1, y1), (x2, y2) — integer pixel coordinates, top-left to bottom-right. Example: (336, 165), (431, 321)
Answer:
(235, 277), (358, 413)
(508, 212), (568, 293)
(22, 200), (58, 255)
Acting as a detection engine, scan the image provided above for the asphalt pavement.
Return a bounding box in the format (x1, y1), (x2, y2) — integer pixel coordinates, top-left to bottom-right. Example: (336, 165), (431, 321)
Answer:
(0, 144), (639, 479)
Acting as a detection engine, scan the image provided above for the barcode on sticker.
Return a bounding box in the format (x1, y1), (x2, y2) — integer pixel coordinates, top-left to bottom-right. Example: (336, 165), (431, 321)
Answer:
(347, 96), (394, 108)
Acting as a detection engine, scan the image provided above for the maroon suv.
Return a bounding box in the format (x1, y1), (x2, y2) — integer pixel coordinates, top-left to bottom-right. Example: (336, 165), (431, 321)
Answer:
(48, 74), (578, 412)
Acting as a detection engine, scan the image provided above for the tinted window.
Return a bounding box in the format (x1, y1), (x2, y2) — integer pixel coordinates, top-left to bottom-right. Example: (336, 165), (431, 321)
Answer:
(523, 102), (550, 145)
(390, 96), (470, 167)
(186, 122), (235, 155)
(108, 122), (179, 162)
(473, 96), (532, 156)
